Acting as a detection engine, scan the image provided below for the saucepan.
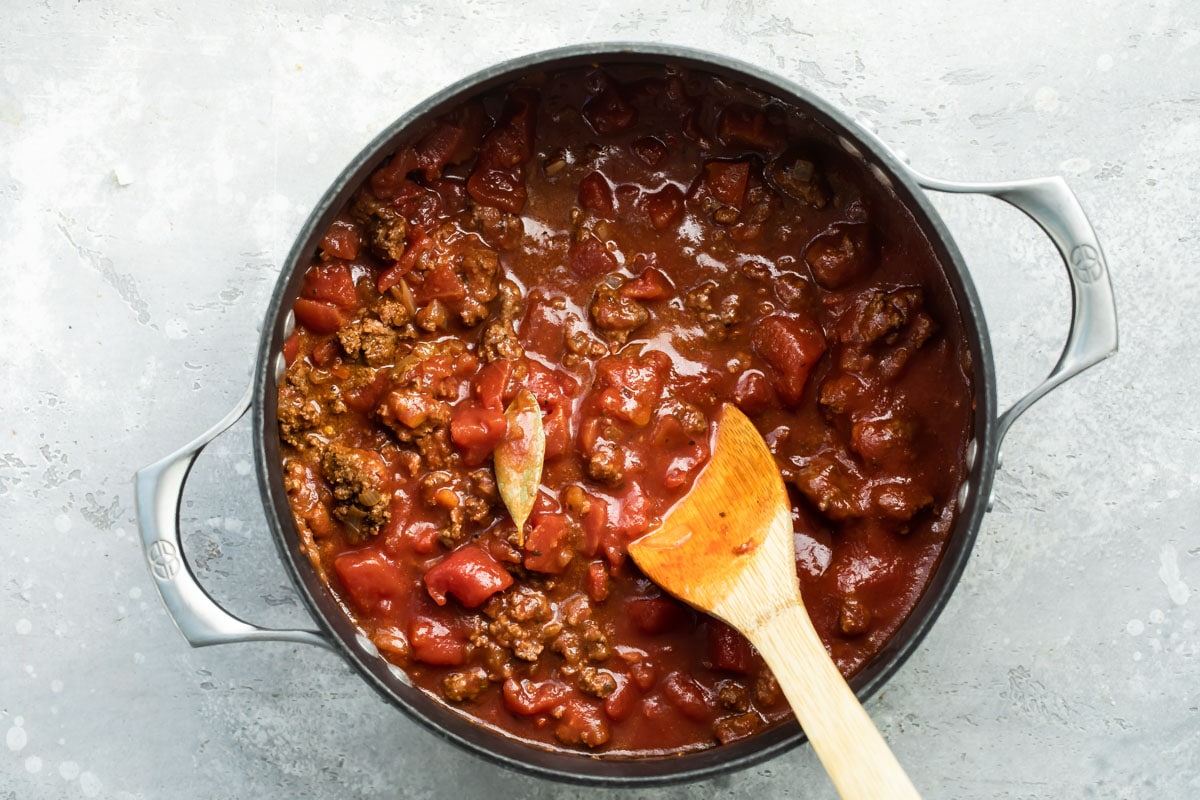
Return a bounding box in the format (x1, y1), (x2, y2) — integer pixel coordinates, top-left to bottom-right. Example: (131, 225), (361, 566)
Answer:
(135, 43), (1116, 785)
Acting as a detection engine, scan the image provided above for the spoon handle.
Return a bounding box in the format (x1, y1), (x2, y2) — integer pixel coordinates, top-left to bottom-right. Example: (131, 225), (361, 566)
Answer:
(750, 600), (922, 800)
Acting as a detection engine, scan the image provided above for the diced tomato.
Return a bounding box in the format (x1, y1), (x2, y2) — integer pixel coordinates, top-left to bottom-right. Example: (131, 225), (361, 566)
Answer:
(630, 660), (657, 691)
(578, 171), (615, 216)
(706, 620), (757, 673)
(343, 369), (391, 415)
(318, 220), (361, 260)
(625, 596), (693, 635)
(630, 136), (668, 167)
(302, 263), (358, 308)
(409, 613), (466, 666)
(805, 223), (875, 290)
(579, 500), (608, 558)
(717, 103), (782, 152)
(423, 544), (513, 608)
(583, 84), (638, 135)
(379, 387), (442, 430)
(477, 89), (537, 170)
(449, 402), (508, 466)
(503, 677), (569, 716)
(603, 675), (637, 720)
(613, 479), (652, 540)
(472, 359), (516, 410)
(704, 160), (751, 208)
(415, 102), (487, 180)
(524, 513), (572, 574)
(428, 178), (468, 215)
(282, 331), (300, 366)
(377, 227), (431, 294)
(541, 404), (571, 462)
(368, 147), (419, 200)
(525, 359), (577, 406)
(619, 267), (672, 301)
(570, 234), (618, 278)
(586, 561), (609, 603)
(593, 351), (669, 426)
(751, 313), (828, 407)
(466, 167), (527, 214)
(662, 671), (714, 722)
(311, 337), (340, 368)
(649, 415), (710, 489)
(333, 549), (406, 616)
(293, 298), (347, 335)
(554, 698), (610, 748)
(732, 369), (775, 415)
(414, 262), (467, 304)
(642, 184), (684, 230)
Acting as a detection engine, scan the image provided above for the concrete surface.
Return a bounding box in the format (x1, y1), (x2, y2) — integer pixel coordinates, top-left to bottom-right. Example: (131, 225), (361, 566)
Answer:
(2, 1), (1197, 798)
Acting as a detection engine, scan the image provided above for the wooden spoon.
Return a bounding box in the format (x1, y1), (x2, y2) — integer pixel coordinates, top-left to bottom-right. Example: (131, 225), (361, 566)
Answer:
(628, 404), (921, 799)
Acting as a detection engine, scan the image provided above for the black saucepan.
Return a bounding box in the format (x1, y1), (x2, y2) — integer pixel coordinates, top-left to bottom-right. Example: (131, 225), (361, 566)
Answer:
(136, 43), (1117, 786)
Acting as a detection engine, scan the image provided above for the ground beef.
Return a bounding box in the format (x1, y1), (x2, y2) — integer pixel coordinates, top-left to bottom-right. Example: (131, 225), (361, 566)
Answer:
(479, 318), (523, 362)
(418, 467), (496, 544)
(714, 711), (762, 745)
(320, 443), (392, 538)
(470, 202), (524, 250)
(443, 666), (491, 703)
(478, 278), (525, 362)
(485, 586), (558, 663)
(277, 360), (328, 448)
(350, 190), (409, 262)
(684, 280), (742, 340)
(338, 317), (400, 366)
(589, 282), (648, 343)
(578, 666), (617, 698)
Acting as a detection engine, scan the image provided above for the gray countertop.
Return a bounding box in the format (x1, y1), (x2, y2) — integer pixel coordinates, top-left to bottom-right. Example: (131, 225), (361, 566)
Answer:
(3, 2), (1197, 798)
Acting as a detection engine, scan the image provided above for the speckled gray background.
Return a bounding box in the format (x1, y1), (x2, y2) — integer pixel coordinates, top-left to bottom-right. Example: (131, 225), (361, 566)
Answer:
(2, 1), (1197, 798)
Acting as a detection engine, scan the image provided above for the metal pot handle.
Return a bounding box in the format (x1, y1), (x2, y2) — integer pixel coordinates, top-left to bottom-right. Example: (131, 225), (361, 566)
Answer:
(134, 386), (331, 649)
(910, 169), (1118, 446)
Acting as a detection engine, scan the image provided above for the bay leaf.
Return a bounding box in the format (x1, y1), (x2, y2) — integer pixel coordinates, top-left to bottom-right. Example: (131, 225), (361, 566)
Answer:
(494, 387), (545, 544)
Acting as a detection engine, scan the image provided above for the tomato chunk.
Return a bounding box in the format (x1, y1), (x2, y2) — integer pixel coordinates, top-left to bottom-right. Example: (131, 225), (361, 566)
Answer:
(318, 220), (361, 260)
(643, 184), (684, 230)
(583, 83), (638, 135)
(503, 677), (569, 716)
(578, 171), (615, 216)
(717, 103), (782, 151)
(415, 262), (467, 304)
(625, 596), (692, 635)
(593, 351), (670, 426)
(293, 298), (347, 335)
(619, 267), (672, 301)
(304, 264), (358, 308)
(449, 402), (508, 466)
(472, 359), (516, 411)
(706, 620), (757, 673)
(409, 613), (466, 666)
(333, 549), (406, 616)
(466, 167), (527, 214)
(703, 160), (750, 208)
(524, 513), (572, 574)
(368, 148), (419, 199)
(424, 544), (513, 608)
(751, 313), (827, 407)
(415, 102), (487, 180)
(662, 671), (714, 722)
(570, 234), (618, 278)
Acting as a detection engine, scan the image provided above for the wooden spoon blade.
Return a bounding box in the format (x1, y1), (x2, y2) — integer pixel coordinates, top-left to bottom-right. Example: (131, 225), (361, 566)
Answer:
(628, 404), (794, 612)
(629, 403), (923, 800)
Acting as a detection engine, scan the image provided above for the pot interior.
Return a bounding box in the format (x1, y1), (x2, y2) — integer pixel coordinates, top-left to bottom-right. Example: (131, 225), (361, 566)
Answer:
(252, 43), (997, 785)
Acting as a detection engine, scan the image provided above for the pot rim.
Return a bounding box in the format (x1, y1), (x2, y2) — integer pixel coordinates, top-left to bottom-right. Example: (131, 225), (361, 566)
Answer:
(251, 41), (999, 786)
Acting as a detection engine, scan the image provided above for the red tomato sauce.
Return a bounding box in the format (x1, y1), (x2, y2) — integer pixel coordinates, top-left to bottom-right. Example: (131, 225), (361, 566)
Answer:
(277, 64), (973, 756)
